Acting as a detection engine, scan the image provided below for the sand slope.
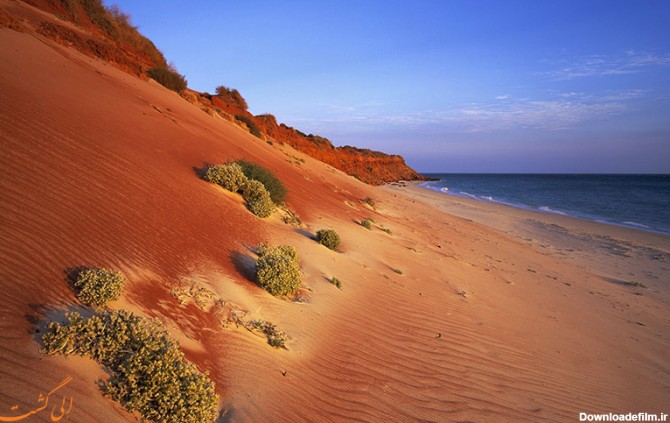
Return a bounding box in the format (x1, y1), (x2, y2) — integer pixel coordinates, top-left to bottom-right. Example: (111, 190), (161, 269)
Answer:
(1, 11), (668, 423)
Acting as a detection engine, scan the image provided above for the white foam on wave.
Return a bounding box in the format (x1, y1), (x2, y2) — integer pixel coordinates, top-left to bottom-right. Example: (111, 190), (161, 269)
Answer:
(539, 206), (566, 216)
(440, 187), (449, 193)
(459, 191), (479, 199)
(623, 221), (650, 229)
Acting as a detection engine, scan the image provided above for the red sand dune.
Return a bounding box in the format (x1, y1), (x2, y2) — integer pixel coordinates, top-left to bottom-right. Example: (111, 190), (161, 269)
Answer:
(1, 2), (668, 422)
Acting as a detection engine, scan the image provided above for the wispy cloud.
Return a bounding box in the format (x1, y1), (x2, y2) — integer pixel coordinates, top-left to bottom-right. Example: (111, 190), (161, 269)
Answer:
(439, 99), (626, 131)
(541, 51), (670, 80)
(318, 100), (385, 114)
(293, 91), (633, 133)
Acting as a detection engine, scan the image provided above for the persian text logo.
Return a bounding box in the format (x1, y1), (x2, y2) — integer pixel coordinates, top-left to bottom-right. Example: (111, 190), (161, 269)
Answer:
(580, 412), (668, 422)
(0, 377), (73, 422)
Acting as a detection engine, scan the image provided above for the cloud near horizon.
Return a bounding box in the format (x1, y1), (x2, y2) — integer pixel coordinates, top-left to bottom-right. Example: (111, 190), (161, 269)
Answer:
(541, 51), (670, 81)
(292, 91), (633, 135)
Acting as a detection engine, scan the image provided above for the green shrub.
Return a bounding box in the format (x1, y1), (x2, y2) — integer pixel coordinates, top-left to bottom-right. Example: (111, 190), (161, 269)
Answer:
(316, 229), (340, 250)
(148, 67), (187, 92)
(331, 277), (342, 290)
(361, 218), (373, 230)
(204, 161), (279, 217)
(215, 86), (248, 110)
(244, 320), (287, 348)
(235, 160), (288, 204)
(41, 310), (218, 423)
(242, 180), (275, 218)
(204, 162), (248, 192)
(255, 245), (301, 296)
(234, 115), (262, 138)
(72, 267), (126, 307)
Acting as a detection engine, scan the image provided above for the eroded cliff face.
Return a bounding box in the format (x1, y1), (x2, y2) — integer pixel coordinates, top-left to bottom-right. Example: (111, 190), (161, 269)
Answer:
(207, 97), (427, 185)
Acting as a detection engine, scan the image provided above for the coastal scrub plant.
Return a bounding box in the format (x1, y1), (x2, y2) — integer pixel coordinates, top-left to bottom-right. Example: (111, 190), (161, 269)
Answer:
(147, 66), (187, 92)
(234, 115), (262, 139)
(41, 310), (218, 423)
(215, 85), (248, 110)
(361, 218), (374, 230)
(242, 180), (275, 218)
(330, 277), (342, 290)
(244, 320), (288, 348)
(203, 161), (279, 217)
(235, 160), (288, 204)
(204, 162), (248, 192)
(71, 267), (126, 307)
(316, 229), (340, 251)
(255, 244), (302, 296)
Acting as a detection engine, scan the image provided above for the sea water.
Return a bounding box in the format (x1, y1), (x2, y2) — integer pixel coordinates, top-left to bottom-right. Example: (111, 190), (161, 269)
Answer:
(421, 174), (670, 235)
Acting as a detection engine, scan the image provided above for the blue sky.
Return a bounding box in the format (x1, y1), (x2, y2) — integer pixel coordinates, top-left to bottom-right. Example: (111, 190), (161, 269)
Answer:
(108, 1), (670, 173)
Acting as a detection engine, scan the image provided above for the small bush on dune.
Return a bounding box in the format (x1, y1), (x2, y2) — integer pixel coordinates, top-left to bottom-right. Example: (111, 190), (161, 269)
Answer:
(235, 160), (288, 204)
(41, 310), (218, 423)
(244, 320), (288, 348)
(316, 229), (340, 250)
(243, 180), (275, 217)
(71, 267), (126, 307)
(148, 66), (187, 92)
(361, 218), (373, 230)
(204, 163), (248, 192)
(331, 277), (342, 290)
(204, 161), (281, 218)
(255, 245), (302, 296)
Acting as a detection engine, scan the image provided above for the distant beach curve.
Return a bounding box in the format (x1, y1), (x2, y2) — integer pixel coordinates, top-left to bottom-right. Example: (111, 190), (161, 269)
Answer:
(421, 174), (670, 235)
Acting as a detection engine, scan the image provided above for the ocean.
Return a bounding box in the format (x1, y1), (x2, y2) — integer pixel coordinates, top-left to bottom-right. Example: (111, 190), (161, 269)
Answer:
(420, 174), (670, 235)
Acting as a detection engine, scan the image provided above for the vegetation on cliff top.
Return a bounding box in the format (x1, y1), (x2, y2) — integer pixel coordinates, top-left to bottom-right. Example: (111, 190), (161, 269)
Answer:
(50, 0), (167, 68)
(148, 66), (187, 92)
(216, 85), (249, 110)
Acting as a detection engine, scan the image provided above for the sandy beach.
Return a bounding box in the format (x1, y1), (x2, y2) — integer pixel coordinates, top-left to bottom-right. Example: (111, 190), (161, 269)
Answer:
(1, 4), (669, 421)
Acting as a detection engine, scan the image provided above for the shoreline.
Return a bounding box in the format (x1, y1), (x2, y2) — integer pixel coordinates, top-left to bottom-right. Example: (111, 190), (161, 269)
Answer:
(415, 175), (670, 236)
(398, 180), (670, 245)
(384, 181), (670, 306)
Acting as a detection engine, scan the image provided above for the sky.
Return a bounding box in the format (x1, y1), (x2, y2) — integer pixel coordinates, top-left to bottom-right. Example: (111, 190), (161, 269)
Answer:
(107, 1), (670, 173)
